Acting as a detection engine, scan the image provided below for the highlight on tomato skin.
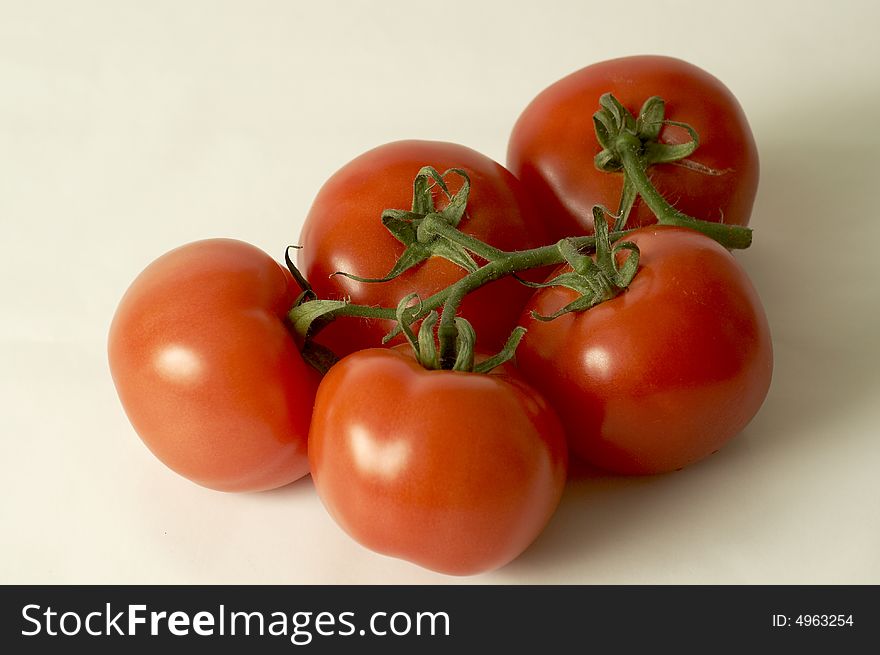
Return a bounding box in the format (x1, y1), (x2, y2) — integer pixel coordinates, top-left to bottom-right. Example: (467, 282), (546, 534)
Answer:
(516, 227), (773, 475)
(507, 55), (759, 239)
(308, 347), (568, 576)
(108, 238), (319, 493)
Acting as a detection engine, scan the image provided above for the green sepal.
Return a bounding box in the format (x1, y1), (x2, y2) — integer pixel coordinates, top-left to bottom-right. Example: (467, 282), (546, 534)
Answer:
(591, 206), (615, 274)
(299, 340), (340, 376)
(530, 292), (605, 322)
(417, 311), (440, 369)
(643, 120), (699, 163)
(593, 113), (615, 151)
(473, 326), (527, 374)
(333, 242), (432, 284)
(451, 318), (476, 372)
(423, 227), (479, 272)
(611, 241), (640, 287)
(411, 167), (436, 214)
(287, 292), (347, 375)
(509, 272), (546, 289)
(594, 148), (622, 172)
(288, 298), (349, 340)
(393, 293), (422, 355)
(284, 245), (316, 301)
(527, 267), (611, 321)
(593, 94), (627, 172)
(558, 237), (602, 278)
(599, 93), (634, 132)
(613, 176), (638, 231)
(635, 96), (665, 142)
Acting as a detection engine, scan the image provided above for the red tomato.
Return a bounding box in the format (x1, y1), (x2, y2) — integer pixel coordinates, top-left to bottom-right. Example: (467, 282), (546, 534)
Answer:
(298, 140), (547, 357)
(507, 55), (759, 238)
(516, 227), (772, 475)
(108, 239), (318, 492)
(309, 347), (568, 575)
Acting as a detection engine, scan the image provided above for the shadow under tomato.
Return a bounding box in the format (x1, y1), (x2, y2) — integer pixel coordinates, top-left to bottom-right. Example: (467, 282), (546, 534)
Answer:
(500, 429), (767, 581)
(248, 473), (316, 501)
(499, 465), (672, 579)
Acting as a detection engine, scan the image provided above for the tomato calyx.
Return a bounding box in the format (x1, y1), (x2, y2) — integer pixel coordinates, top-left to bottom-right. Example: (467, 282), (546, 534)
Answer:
(332, 166), (494, 285)
(521, 207), (640, 321)
(593, 93), (753, 249)
(594, 95), (698, 175)
(393, 293), (526, 373)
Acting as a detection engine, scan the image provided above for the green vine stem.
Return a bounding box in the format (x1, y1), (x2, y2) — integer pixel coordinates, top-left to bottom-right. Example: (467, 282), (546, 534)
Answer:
(289, 231), (604, 348)
(615, 130), (752, 248)
(593, 93), (753, 249)
(290, 200), (751, 371)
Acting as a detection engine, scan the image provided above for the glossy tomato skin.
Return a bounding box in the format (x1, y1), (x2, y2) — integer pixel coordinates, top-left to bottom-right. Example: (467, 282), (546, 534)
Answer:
(299, 140), (548, 357)
(508, 55), (759, 238)
(309, 347), (568, 576)
(108, 239), (318, 492)
(517, 227), (772, 475)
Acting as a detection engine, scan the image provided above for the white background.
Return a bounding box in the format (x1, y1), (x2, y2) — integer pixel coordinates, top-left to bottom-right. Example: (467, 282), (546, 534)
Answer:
(2, 0), (878, 584)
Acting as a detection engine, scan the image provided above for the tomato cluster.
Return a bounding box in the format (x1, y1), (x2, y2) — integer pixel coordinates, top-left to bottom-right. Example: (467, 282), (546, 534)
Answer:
(109, 55), (772, 576)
